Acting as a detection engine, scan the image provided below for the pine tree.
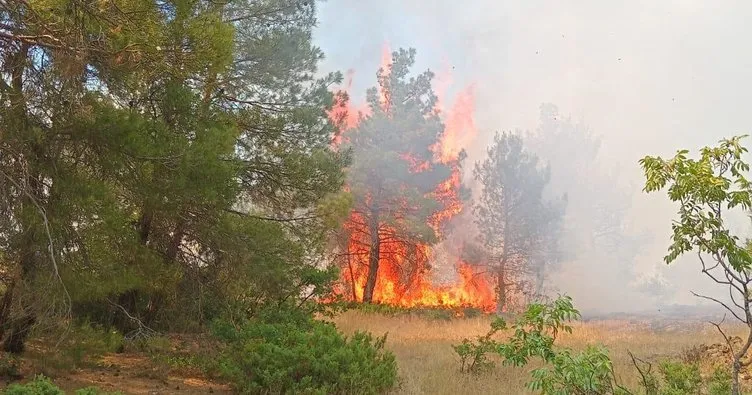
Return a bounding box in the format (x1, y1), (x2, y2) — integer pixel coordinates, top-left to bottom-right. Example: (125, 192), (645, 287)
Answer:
(0, 0), (347, 351)
(473, 132), (565, 314)
(339, 48), (462, 303)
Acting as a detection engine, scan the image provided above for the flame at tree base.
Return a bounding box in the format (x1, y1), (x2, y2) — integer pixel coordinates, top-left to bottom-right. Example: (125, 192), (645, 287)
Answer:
(332, 263), (496, 313)
(328, 46), (497, 314)
(332, 213), (497, 313)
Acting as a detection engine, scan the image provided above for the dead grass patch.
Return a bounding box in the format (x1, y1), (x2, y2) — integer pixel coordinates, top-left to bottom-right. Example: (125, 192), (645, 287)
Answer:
(333, 310), (746, 394)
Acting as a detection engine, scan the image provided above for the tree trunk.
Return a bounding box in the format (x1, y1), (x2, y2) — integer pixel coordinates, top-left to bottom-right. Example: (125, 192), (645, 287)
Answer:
(113, 210), (153, 333)
(495, 258), (507, 316)
(2, 314), (35, 354)
(0, 281), (16, 341)
(2, 242), (41, 354)
(362, 208), (380, 303)
(347, 253), (357, 301)
(144, 220), (185, 325)
(731, 320), (752, 395)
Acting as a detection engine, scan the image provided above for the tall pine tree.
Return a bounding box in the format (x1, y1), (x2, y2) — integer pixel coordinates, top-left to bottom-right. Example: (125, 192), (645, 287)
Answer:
(0, 0), (347, 351)
(339, 48), (463, 303)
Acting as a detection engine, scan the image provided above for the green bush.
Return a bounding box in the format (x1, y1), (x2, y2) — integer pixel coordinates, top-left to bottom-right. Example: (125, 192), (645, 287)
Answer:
(454, 296), (733, 395)
(529, 345), (624, 395)
(454, 295), (580, 374)
(707, 366), (732, 395)
(452, 317), (506, 373)
(3, 375), (64, 395)
(2, 375), (122, 395)
(212, 315), (398, 394)
(48, 322), (124, 368)
(127, 335), (171, 354)
(0, 352), (21, 379)
(658, 360), (702, 395)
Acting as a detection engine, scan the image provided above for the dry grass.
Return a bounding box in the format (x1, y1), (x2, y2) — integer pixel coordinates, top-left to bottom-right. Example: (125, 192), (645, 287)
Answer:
(333, 310), (746, 395)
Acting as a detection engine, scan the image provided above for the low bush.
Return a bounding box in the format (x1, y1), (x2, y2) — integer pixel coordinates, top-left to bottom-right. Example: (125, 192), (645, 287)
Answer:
(3, 375), (64, 395)
(0, 352), (21, 379)
(454, 295), (737, 395)
(2, 375), (123, 395)
(658, 360), (702, 395)
(529, 345), (623, 394)
(63, 323), (124, 367)
(212, 313), (397, 394)
(707, 365), (733, 395)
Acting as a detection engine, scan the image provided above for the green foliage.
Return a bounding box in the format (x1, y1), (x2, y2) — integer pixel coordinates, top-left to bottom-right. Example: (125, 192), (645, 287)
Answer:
(455, 296), (732, 395)
(338, 301), (490, 320)
(496, 295), (579, 367)
(61, 323), (124, 368)
(640, 135), (752, 268)
(3, 375), (64, 395)
(453, 295), (579, 374)
(1, 375), (122, 395)
(641, 135), (752, 394)
(0, 352), (21, 378)
(707, 366), (733, 395)
(212, 313), (397, 394)
(452, 317), (507, 373)
(658, 361), (702, 395)
(528, 345), (622, 395)
(473, 132), (567, 311)
(0, 0), (348, 354)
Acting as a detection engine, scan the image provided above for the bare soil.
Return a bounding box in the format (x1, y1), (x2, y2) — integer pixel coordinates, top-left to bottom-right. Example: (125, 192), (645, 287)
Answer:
(1, 336), (232, 395)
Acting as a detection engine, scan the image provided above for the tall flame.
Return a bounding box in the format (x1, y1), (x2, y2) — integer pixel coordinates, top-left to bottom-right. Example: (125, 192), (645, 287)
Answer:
(329, 48), (495, 312)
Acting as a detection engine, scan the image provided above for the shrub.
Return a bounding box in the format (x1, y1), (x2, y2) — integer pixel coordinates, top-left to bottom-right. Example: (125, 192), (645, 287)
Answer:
(1, 375), (122, 395)
(678, 345), (703, 365)
(212, 315), (398, 394)
(453, 296), (630, 394)
(36, 322), (125, 369)
(453, 295), (579, 374)
(461, 307), (484, 319)
(3, 375), (64, 395)
(658, 360), (702, 395)
(528, 345), (624, 395)
(707, 366), (733, 395)
(454, 296), (731, 395)
(452, 317), (506, 373)
(127, 335), (171, 354)
(0, 352), (21, 379)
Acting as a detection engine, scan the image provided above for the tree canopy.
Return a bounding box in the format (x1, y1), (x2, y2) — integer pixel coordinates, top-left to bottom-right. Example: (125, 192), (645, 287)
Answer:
(335, 48), (466, 303)
(0, 0), (348, 351)
(473, 131), (565, 313)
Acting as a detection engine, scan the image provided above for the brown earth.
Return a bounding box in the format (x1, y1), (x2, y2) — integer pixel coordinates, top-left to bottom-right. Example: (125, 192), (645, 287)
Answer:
(0, 335), (232, 395)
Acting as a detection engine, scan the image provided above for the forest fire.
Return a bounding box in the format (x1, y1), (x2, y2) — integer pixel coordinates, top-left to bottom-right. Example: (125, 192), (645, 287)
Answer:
(328, 48), (495, 312)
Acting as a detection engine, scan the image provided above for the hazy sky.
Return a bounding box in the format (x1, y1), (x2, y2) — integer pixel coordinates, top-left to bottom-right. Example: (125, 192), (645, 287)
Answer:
(313, 1), (752, 313)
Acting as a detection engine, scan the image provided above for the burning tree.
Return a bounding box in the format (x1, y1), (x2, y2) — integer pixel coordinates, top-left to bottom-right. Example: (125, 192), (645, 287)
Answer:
(473, 132), (566, 314)
(334, 48), (472, 304)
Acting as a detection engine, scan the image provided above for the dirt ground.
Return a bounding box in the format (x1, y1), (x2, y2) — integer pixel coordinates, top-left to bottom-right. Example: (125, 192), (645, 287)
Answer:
(1, 336), (232, 395)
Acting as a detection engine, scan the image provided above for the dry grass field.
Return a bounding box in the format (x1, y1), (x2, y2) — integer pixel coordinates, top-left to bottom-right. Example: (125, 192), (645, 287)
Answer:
(333, 310), (746, 394)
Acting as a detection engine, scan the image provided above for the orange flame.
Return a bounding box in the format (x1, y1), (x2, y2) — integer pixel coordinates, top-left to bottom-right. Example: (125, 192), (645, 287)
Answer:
(435, 84), (476, 163)
(329, 47), (495, 312)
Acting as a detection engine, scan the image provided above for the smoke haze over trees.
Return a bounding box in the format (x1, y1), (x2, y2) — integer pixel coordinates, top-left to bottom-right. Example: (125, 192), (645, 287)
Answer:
(314, 0), (752, 313)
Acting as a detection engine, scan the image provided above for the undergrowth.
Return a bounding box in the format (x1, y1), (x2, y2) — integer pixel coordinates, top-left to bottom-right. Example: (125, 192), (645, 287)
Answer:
(453, 295), (734, 395)
(211, 309), (398, 394)
(2, 374), (122, 395)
